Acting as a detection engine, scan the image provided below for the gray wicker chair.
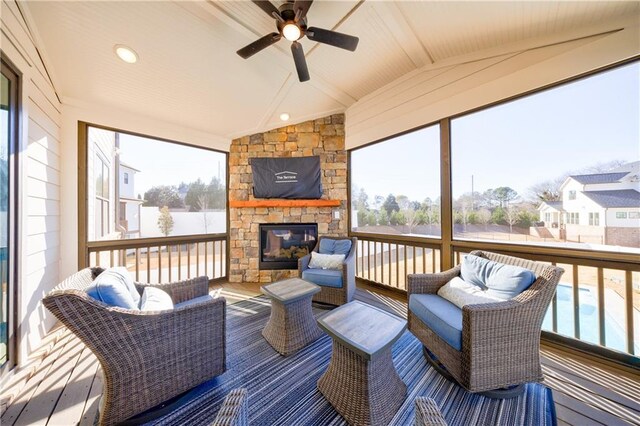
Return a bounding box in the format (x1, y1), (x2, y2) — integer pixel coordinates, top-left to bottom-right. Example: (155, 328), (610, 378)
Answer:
(212, 388), (249, 426)
(42, 268), (226, 426)
(298, 236), (357, 305)
(408, 250), (564, 393)
(414, 397), (447, 426)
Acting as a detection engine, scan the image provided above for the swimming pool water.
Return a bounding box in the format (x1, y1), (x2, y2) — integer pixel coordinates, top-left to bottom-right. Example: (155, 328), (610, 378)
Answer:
(542, 284), (638, 354)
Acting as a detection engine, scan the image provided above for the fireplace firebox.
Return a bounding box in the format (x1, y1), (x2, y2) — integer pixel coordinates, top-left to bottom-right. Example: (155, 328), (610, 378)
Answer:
(259, 223), (318, 270)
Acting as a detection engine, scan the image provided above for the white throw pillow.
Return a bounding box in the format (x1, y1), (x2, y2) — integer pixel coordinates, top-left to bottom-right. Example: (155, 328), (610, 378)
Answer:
(437, 277), (502, 309)
(308, 252), (345, 270)
(140, 287), (174, 311)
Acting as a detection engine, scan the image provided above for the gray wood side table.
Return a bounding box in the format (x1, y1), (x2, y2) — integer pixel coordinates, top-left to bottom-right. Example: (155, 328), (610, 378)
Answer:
(317, 300), (407, 425)
(261, 278), (322, 356)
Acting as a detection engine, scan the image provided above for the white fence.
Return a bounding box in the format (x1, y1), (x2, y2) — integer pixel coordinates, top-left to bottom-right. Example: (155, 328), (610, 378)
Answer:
(140, 207), (226, 238)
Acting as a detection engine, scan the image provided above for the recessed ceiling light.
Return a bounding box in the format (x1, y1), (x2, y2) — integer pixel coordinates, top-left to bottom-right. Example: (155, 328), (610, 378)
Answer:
(280, 113), (290, 121)
(114, 45), (138, 64)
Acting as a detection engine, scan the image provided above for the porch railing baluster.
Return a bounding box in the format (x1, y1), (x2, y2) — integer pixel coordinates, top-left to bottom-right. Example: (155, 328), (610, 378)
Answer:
(625, 270), (634, 355)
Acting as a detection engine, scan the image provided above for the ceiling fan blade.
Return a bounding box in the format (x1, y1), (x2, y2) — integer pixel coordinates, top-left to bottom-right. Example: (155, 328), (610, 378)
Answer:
(237, 33), (282, 59)
(306, 27), (359, 51)
(291, 41), (310, 82)
(252, 0), (280, 18)
(293, 0), (313, 21)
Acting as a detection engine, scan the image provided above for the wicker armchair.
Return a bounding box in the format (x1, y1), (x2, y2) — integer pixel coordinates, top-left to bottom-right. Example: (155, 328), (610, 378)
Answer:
(408, 250), (564, 393)
(298, 236), (357, 305)
(43, 268), (226, 426)
(211, 388), (249, 426)
(414, 397), (447, 426)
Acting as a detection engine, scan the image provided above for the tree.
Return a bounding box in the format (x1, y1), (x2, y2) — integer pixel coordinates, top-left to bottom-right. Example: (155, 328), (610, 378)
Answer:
(390, 210), (406, 226)
(185, 179), (207, 212)
(493, 187), (519, 208)
(157, 206), (174, 236)
(477, 208), (492, 230)
(505, 204), (520, 233)
(517, 209), (536, 228)
(377, 209), (389, 226)
(382, 194), (400, 216)
(357, 210), (368, 227)
(144, 186), (183, 208)
(527, 178), (564, 204)
(491, 206), (506, 225)
(366, 211), (378, 226)
(372, 195), (384, 211)
(353, 187), (369, 211)
(207, 176), (226, 209)
(396, 195), (410, 210)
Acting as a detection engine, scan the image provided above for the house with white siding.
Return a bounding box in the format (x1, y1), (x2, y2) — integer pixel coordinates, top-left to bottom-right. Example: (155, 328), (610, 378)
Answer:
(538, 162), (640, 247)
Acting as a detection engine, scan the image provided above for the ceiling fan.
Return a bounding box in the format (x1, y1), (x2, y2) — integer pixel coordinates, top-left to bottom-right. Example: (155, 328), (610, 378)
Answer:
(236, 0), (359, 82)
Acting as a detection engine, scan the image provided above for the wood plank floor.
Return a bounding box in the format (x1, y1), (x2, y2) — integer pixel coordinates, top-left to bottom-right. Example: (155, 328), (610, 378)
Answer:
(1, 282), (638, 426)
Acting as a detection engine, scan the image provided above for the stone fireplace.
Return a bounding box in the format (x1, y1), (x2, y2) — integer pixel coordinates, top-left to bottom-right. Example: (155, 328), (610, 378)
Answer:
(259, 223), (318, 270)
(228, 114), (347, 283)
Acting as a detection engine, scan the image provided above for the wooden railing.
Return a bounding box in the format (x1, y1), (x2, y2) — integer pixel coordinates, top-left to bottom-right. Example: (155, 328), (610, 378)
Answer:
(87, 234), (228, 284)
(352, 233), (639, 359)
(354, 234), (441, 291)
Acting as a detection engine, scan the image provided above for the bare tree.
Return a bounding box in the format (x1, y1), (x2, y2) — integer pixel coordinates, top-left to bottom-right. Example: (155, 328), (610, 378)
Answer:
(198, 194), (213, 234)
(505, 204), (520, 234)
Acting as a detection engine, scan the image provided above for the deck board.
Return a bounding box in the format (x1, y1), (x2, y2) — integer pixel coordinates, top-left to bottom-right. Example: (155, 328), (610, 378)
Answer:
(14, 334), (85, 426)
(1, 282), (638, 426)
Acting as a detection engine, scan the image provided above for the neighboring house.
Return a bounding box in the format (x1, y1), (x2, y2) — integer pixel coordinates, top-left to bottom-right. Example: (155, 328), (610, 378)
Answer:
(119, 162), (143, 239)
(538, 162), (640, 248)
(88, 128), (142, 241)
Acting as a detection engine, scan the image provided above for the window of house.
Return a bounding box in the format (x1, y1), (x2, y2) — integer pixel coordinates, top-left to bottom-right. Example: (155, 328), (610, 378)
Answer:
(86, 126), (227, 242)
(544, 213), (551, 222)
(589, 212), (600, 226)
(94, 151), (110, 239)
(629, 212), (640, 219)
(350, 124), (441, 238)
(567, 212), (580, 225)
(616, 212), (628, 219)
(451, 61), (639, 253)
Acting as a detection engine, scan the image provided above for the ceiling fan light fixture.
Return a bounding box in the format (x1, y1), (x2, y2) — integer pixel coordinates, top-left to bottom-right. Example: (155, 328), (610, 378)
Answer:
(114, 45), (138, 64)
(282, 23), (301, 41)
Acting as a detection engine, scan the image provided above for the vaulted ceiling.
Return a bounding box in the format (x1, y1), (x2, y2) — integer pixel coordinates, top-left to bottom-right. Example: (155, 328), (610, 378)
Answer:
(24, 1), (638, 140)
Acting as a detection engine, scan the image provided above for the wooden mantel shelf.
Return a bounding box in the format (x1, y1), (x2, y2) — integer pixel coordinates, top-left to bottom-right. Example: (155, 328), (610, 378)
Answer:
(230, 199), (341, 208)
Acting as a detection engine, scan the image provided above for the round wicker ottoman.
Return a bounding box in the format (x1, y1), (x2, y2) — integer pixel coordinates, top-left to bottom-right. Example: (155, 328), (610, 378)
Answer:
(261, 278), (323, 356)
(317, 301), (407, 426)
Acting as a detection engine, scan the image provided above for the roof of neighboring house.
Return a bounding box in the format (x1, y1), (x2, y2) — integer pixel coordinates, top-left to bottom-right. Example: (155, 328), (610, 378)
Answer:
(538, 201), (564, 212)
(569, 172), (629, 185)
(120, 162), (141, 173)
(581, 190), (640, 208)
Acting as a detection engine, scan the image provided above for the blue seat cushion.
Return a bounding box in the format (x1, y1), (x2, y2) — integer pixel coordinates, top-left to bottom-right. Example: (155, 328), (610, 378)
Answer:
(86, 267), (140, 310)
(461, 254), (536, 300)
(174, 295), (216, 309)
(409, 294), (462, 351)
(302, 269), (343, 288)
(318, 239), (352, 255)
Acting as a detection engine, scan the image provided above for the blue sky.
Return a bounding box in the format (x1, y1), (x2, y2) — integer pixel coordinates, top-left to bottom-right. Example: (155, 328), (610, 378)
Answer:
(119, 134), (225, 196)
(352, 61), (640, 203)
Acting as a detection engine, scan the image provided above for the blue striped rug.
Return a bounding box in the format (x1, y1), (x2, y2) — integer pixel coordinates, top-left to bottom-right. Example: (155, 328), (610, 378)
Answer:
(141, 296), (556, 426)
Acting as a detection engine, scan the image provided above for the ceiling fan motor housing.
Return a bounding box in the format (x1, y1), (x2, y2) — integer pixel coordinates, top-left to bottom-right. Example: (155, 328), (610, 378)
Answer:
(277, 2), (307, 35)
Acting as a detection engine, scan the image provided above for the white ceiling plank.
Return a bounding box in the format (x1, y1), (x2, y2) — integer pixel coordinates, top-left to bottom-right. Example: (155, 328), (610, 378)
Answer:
(182, 0), (356, 107)
(21, 0), (639, 141)
(256, 73), (296, 129)
(369, 1), (433, 68)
